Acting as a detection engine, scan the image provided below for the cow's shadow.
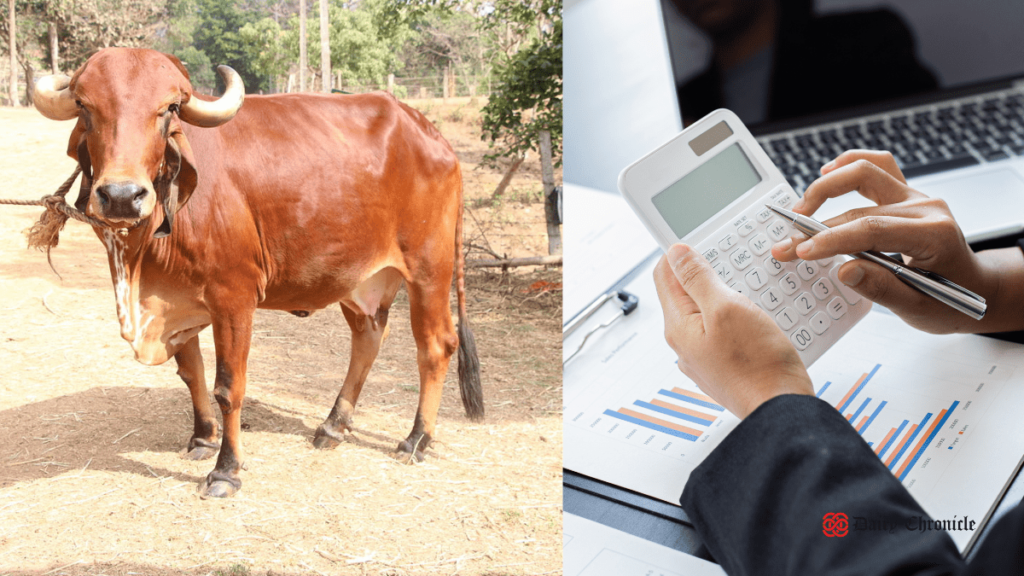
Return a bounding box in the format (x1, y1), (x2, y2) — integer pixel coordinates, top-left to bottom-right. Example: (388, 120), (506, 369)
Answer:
(0, 386), (321, 487)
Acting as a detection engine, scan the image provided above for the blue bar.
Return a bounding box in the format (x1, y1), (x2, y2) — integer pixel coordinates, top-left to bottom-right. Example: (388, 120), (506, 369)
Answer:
(878, 419), (909, 459)
(604, 410), (700, 441)
(868, 442), (873, 447)
(849, 397), (872, 425)
(838, 364), (882, 413)
(898, 401), (959, 482)
(859, 401), (887, 435)
(888, 413), (932, 471)
(634, 401), (715, 426)
(816, 381), (832, 398)
(657, 389), (725, 412)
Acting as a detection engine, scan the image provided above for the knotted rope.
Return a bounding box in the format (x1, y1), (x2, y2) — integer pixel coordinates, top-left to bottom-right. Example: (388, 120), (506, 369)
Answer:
(0, 166), (110, 252)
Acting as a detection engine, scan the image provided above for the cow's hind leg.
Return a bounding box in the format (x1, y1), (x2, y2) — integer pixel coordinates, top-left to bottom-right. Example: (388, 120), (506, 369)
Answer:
(313, 302), (393, 449)
(175, 336), (220, 460)
(396, 279), (459, 463)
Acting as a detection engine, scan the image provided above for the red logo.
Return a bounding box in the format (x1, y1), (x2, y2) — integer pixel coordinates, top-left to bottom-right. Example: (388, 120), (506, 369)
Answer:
(823, 512), (849, 537)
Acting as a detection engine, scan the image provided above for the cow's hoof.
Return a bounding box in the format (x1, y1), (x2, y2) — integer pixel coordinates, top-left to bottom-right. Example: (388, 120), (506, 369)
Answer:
(183, 438), (219, 460)
(393, 440), (426, 464)
(183, 445), (218, 460)
(198, 471), (241, 499)
(312, 420), (350, 450)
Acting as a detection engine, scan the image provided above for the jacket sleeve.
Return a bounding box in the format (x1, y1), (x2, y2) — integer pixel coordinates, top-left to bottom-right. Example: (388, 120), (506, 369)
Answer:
(679, 394), (974, 576)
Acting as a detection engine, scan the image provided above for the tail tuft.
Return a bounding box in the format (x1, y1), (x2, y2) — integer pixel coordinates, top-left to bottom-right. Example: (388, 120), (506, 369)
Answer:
(458, 320), (484, 421)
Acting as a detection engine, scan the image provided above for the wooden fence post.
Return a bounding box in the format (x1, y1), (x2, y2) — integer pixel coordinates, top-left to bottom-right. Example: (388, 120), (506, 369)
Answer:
(539, 130), (560, 255)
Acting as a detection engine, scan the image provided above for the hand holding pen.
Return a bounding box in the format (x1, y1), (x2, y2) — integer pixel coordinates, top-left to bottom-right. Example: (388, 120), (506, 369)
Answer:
(769, 150), (1024, 335)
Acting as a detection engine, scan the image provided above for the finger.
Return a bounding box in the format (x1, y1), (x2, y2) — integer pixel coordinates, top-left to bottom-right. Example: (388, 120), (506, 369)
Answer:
(653, 253), (699, 317)
(771, 232), (809, 262)
(791, 215), (952, 262)
(796, 158), (923, 217)
(835, 259), (933, 314)
(819, 149), (907, 184)
(664, 243), (736, 311)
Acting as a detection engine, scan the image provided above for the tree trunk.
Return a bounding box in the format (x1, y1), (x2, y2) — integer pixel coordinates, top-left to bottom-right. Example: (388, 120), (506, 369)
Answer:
(491, 153), (525, 199)
(299, 0), (307, 91)
(21, 59), (32, 106)
(7, 0), (18, 107)
(48, 22), (58, 74)
(539, 130), (561, 255)
(318, 0), (330, 93)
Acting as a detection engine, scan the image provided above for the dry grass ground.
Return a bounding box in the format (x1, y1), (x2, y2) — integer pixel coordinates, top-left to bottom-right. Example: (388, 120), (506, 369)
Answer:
(0, 97), (562, 576)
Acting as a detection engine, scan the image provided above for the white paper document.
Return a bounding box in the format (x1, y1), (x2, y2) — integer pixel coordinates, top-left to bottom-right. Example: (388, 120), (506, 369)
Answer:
(563, 184), (659, 322)
(564, 257), (1024, 551)
(564, 513), (725, 576)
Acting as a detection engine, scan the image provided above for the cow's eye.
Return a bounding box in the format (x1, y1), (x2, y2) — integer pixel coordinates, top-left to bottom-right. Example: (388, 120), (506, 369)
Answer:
(168, 104), (179, 115)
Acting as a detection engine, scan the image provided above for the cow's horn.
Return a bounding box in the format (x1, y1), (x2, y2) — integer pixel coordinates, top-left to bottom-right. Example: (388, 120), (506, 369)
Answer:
(180, 65), (245, 128)
(33, 75), (78, 121)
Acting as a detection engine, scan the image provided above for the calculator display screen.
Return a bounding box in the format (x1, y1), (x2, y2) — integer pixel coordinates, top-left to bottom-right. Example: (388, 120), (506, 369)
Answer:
(652, 143), (762, 238)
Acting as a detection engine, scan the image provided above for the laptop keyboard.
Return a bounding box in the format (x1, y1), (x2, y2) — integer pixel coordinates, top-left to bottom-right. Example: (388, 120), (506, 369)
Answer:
(759, 91), (1024, 193)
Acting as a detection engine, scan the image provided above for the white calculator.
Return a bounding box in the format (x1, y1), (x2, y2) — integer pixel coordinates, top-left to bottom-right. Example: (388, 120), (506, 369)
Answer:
(618, 109), (871, 366)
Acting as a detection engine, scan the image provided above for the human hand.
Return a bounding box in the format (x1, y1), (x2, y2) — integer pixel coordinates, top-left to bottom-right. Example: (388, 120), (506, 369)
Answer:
(653, 244), (814, 419)
(771, 150), (1002, 334)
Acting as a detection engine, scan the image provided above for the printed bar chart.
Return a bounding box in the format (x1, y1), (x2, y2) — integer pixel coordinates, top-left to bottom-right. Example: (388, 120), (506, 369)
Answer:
(603, 389), (725, 443)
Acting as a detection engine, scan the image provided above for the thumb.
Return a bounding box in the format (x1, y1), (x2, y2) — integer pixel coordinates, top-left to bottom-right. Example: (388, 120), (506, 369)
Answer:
(836, 259), (931, 312)
(666, 244), (731, 310)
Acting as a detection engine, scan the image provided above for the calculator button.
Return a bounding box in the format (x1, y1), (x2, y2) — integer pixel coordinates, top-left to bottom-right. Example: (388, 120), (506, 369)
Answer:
(764, 256), (785, 276)
(817, 256), (834, 267)
(756, 207), (772, 222)
(779, 272), (800, 295)
(749, 234), (770, 256)
(810, 312), (832, 335)
(730, 248), (755, 270)
(775, 307), (798, 331)
(745, 267), (768, 290)
(796, 260), (818, 281)
(775, 191), (797, 209)
(767, 220), (792, 242)
(760, 287), (783, 310)
(719, 233), (739, 252)
(812, 278), (836, 300)
(790, 326), (814, 351)
(827, 297), (848, 319)
(703, 247), (720, 263)
(714, 262), (735, 283)
(794, 291), (816, 315)
(737, 219), (756, 237)
(829, 264), (863, 304)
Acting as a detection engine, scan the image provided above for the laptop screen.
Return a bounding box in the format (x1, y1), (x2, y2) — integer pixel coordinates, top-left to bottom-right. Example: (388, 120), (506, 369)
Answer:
(663, 0), (1024, 131)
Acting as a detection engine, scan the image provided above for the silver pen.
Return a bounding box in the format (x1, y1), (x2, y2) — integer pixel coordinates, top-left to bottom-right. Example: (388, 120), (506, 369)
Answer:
(766, 204), (987, 320)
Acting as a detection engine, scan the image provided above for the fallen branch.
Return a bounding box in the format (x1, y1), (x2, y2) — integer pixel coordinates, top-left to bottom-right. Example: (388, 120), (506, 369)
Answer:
(466, 255), (562, 268)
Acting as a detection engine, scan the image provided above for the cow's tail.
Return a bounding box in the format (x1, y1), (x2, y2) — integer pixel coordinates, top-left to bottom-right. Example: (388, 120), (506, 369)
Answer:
(455, 190), (484, 421)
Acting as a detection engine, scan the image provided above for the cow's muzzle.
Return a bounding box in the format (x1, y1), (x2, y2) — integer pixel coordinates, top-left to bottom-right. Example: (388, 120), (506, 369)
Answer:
(95, 182), (150, 222)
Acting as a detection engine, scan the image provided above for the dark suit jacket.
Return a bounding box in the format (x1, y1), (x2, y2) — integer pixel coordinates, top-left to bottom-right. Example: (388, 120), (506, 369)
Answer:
(680, 395), (1024, 575)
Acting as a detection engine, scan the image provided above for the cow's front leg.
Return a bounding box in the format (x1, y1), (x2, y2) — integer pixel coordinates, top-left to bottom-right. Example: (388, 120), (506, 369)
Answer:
(175, 336), (219, 460)
(200, 311), (253, 499)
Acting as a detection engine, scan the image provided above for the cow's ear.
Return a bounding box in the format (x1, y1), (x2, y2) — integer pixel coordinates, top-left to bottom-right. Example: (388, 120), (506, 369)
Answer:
(66, 119), (93, 212)
(154, 132), (198, 238)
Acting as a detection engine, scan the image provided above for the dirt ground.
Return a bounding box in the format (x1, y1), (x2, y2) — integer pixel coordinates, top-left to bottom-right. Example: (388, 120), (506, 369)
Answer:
(0, 99), (562, 575)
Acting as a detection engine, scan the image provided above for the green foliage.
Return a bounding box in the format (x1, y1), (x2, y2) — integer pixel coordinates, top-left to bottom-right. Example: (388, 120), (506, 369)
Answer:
(480, 0), (562, 167)
(239, 17), (288, 88)
(173, 45), (215, 92)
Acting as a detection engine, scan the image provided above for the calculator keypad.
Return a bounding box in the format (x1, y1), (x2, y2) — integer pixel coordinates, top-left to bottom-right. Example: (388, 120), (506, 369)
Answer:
(691, 184), (868, 364)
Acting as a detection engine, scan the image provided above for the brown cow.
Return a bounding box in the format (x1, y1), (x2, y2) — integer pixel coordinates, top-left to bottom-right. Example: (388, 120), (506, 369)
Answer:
(31, 47), (483, 498)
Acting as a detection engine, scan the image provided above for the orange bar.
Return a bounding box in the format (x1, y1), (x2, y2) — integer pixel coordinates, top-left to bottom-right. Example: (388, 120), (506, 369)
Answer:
(650, 399), (717, 422)
(836, 373), (869, 412)
(896, 409), (947, 479)
(670, 388), (721, 407)
(856, 416), (869, 433)
(618, 408), (703, 437)
(846, 413), (854, 421)
(875, 427), (898, 455)
(885, 424), (919, 467)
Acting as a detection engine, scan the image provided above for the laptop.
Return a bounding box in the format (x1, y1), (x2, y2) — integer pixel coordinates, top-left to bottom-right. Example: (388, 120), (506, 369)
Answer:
(662, 0), (1024, 243)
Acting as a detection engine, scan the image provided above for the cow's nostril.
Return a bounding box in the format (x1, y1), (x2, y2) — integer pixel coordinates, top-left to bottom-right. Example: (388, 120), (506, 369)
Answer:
(96, 189), (110, 205)
(132, 189), (147, 203)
